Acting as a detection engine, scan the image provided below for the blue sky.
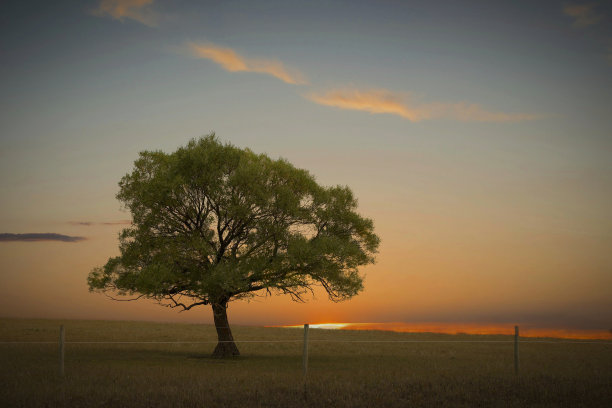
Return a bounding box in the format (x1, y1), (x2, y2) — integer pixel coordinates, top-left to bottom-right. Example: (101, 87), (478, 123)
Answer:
(1, 0), (611, 331)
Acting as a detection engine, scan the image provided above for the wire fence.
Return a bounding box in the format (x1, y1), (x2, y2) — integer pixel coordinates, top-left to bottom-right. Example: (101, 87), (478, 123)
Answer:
(1, 339), (609, 344)
(3, 324), (611, 408)
(2, 324), (611, 380)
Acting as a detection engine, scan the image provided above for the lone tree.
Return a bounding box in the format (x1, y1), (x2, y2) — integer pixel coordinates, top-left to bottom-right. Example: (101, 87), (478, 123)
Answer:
(88, 135), (379, 357)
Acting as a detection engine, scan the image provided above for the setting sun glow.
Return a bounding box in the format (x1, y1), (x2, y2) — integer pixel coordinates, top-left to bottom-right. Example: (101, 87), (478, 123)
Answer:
(277, 322), (612, 340)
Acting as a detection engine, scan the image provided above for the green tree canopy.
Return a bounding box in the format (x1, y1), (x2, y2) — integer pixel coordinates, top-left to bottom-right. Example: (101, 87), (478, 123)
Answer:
(88, 135), (379, 357)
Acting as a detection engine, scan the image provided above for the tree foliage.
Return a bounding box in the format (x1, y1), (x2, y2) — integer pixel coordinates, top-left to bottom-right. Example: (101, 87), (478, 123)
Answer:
(88, 135), (379, 355)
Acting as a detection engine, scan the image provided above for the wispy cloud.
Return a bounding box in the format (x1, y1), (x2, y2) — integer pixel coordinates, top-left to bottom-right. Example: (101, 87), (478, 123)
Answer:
(186, 42), (307, 85)
(93, 0), (158, 27)
(68, 220), (131, 226)
(306, 88), (541, 123)
(308, 89), (431, 121)
(563, 3), (603, 28)
(0, 233), (86, 243)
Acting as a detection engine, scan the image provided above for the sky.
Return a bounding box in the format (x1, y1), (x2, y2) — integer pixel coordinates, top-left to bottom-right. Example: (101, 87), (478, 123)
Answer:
(1, 0), (611, 335)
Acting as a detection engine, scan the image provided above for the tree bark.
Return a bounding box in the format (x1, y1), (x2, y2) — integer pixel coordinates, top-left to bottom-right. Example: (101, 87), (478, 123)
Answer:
(211, 301), (240, 358)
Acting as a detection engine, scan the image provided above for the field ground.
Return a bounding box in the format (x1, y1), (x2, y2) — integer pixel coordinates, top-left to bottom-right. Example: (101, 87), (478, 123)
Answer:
(1, 318), (611, 407)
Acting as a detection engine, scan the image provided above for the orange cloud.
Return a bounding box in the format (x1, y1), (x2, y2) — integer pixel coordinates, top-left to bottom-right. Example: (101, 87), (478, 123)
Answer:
(187, 42), (306, 85)
(94, 0), (158, 27)
(306, 88), (541, 123)
(307, 89), (432, 121)
(563, 3), (603, 28)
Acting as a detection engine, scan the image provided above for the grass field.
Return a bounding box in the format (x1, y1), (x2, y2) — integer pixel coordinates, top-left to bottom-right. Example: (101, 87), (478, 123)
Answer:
(1, 318), (611, 407)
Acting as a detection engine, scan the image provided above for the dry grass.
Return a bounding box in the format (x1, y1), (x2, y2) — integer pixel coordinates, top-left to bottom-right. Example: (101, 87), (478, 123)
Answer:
(1, 318), (611, 407)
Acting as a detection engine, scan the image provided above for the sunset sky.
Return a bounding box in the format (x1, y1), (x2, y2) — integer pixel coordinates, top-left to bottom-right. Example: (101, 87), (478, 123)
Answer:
(1, 0), (611, 335)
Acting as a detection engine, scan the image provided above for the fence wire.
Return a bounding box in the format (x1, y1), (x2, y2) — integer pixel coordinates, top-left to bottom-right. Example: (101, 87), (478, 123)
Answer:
(1, 340), (610, 344)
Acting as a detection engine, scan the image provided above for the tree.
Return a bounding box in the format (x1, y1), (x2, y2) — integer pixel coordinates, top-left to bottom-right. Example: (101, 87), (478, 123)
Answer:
(88, 135), (380, 357)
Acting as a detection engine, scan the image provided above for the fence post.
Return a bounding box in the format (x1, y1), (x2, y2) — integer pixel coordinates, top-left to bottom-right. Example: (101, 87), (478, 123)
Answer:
(514, 325), (519, 375)
(303, 324), (309, 377)
(59, 325), (65, 376)
(302, 324), (310, 400)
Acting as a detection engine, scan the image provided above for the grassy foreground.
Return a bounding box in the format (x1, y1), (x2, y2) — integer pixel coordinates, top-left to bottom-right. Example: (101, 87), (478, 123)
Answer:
(1, 319), (611, 407)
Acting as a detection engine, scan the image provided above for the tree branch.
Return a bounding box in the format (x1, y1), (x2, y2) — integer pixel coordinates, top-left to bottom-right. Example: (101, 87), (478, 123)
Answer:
(104, 293), (146, 302)
(163, 295), (209, 311)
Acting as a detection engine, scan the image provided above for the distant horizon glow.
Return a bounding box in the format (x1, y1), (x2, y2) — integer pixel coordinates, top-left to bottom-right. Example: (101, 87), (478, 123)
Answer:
(280, 323), (351, 330)
(274, 322), (612, 340)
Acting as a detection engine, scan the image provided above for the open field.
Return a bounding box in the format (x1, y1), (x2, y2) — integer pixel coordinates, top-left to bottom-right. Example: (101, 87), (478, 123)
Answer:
(1, 319), (611, 407)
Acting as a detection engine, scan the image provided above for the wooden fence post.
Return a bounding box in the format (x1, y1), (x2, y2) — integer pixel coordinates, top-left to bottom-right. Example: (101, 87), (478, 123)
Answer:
(514, 325), (519, 375)
(303, 324), (309, 377)
(59, 325), (65, 376)
(302, 324), (310, 400)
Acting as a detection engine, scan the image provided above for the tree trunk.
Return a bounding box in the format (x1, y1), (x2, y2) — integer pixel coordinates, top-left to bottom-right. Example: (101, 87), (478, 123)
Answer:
(211, 301), (240, 358)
